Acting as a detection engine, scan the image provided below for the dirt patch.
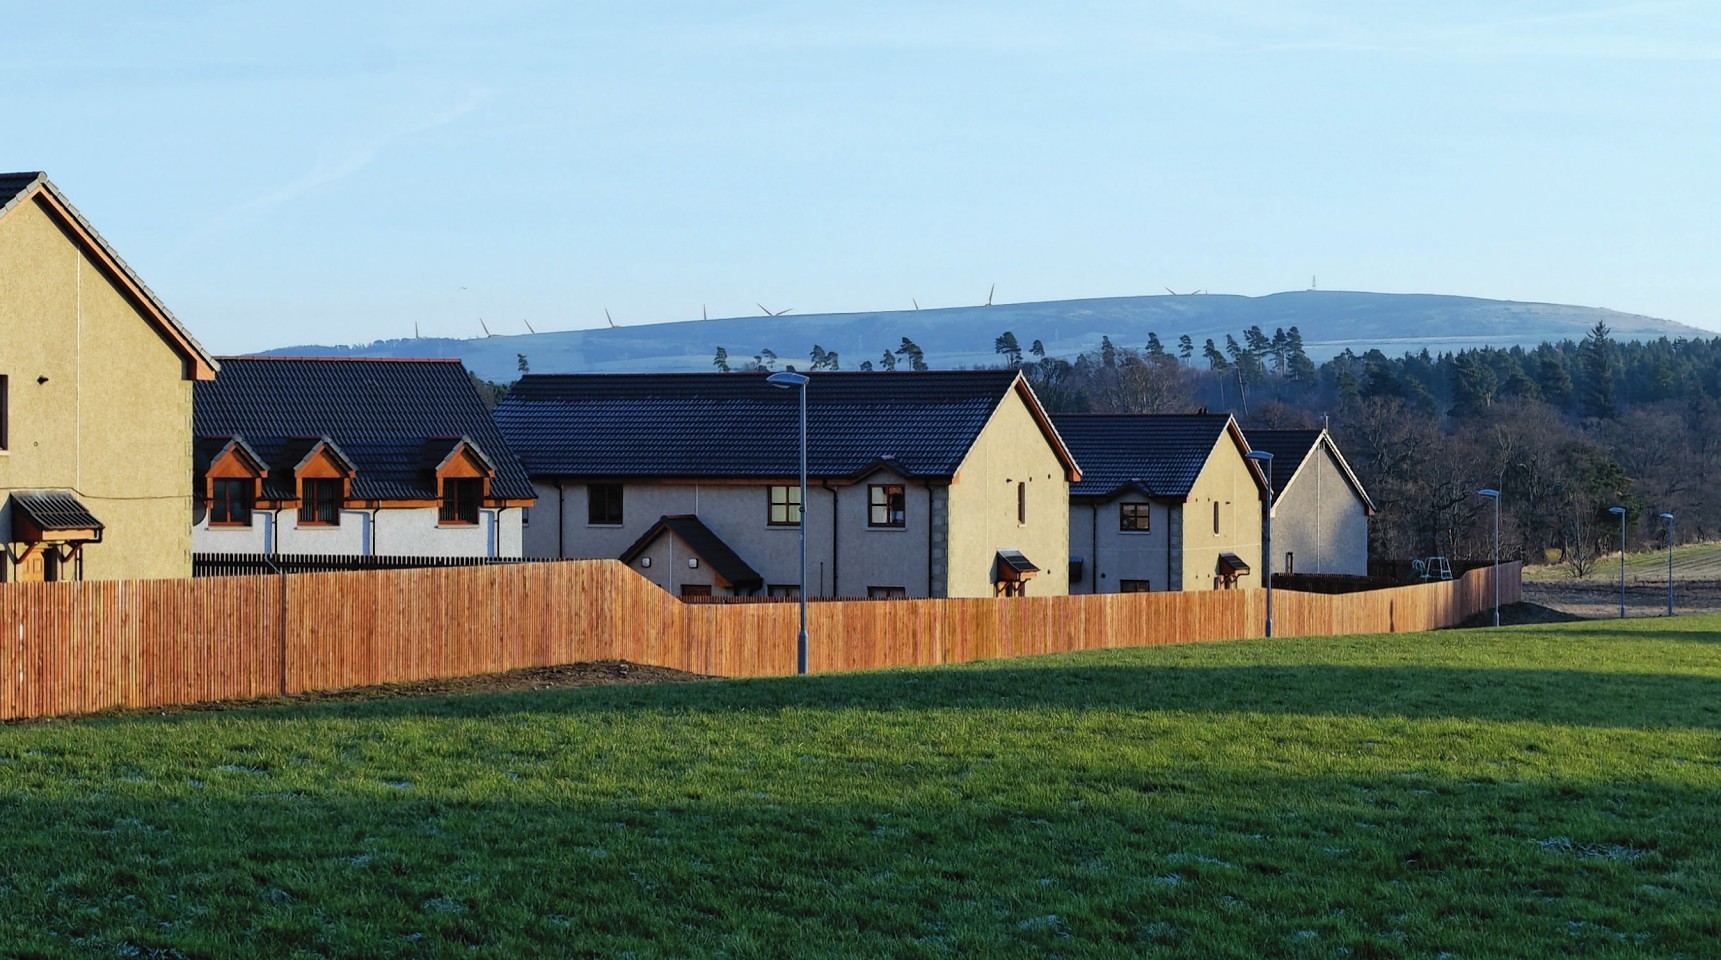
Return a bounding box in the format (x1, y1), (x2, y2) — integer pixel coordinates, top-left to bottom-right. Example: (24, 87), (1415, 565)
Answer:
(1520, 578), (1721, 621)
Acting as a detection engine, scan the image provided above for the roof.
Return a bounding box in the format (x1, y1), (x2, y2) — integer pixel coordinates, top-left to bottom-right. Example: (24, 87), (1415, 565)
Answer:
(995, 549), (1040, 574)
(619, 515), (762, 589)
(9, 491), (104, 533)
(1053, 413), (1265, 501)
(193, 358), (535, 502)
(1218, 552), (1251, 575)
(0, 172), (217, 380)
(494, 371), (1079, 482)
(1245, 428), (1378, 514)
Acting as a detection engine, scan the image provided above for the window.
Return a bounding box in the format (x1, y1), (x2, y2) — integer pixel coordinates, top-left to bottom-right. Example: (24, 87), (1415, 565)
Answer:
(1017, 482), (1027, 524)
(1285, 551), (1294, 575)
(768, 584), (801, 598)
(440, 478), (483, 525)
(210, 478), (253, 526)
(680, 584), (712, 598)
(868, 484), (905, 527)
(0, 374), (7, 450)
(1119, 579), (1152, 593)
(867, 586), (907, 599)
(1213, 501), (1221, 535)
(1120, 502), (1151, 532)
(588, 484), (623, 525)
(769, 485), (801, 526)
(299, 478), (342, 525)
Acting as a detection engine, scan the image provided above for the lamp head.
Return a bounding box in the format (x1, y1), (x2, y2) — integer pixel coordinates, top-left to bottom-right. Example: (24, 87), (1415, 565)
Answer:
(1244, 451), (1273, 462)
(1478, 488), (1499, 498)
(1660, 513), (1674, 521)
(767, 371), (809, 389)
(1608, 506), (1627, 516)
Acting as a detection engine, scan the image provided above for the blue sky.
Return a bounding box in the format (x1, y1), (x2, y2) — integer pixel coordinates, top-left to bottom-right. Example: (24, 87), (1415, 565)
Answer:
(7, 1), (1720, 353)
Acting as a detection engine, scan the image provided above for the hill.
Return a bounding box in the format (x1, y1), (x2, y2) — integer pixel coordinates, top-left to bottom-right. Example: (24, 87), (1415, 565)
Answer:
(256, 290), (1707, 383)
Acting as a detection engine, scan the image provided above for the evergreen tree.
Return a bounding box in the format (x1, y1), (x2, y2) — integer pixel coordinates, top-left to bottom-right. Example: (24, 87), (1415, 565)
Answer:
(1146, 332), (1166, 357)
(1579, 321), (1616, 418)
(896, 338), (928, 371)
(712, 346), (730, 373)
(994, 331), (1023, 368)
(1030, 339), (1046, 359)
(1177, 334), (1194, 361)
(879, 350), (897, 371)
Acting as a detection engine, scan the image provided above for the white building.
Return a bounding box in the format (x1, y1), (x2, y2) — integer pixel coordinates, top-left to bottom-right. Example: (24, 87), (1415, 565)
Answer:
(192, 358), (534, 560)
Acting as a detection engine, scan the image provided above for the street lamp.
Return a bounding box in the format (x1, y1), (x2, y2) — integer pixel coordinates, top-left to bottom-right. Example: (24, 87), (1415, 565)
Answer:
(1660, 512), (1674, 617)
(767, 371), (810, 674)
(1608, 505), (1627, 619)
(1245, 450), (1274, 638)
(1478, 489), (1500, 627)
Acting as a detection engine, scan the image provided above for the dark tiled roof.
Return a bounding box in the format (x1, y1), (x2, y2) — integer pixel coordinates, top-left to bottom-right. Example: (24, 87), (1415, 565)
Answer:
(9, 491), (104, 532)
(0, 172), (45, 216)
(619, 515), (762, 588)
(1246, 428), (1377, 513)
(1218, 552), (1251, 574)
(193, 358), (535, 501)
(1242, 429), (1322, 493)
(996, 549), (1040, 573)
(1053, 413), (1243, 500)
(495, 371), (1075, 480)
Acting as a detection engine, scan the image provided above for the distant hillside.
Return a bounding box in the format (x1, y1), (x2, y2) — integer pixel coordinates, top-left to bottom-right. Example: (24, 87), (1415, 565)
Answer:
(256, 290), (1707, 384)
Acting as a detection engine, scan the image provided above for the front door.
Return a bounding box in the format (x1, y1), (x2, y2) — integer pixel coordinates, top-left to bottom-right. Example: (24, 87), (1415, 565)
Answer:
(12, 544), (52, 583)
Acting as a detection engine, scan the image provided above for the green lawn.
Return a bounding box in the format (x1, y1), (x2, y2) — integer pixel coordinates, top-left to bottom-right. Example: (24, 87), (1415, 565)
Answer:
(3, 619), (1720, 958)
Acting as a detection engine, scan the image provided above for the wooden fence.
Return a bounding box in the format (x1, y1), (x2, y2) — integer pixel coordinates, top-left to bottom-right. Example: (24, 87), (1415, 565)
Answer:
(0, 560), (1520, 721)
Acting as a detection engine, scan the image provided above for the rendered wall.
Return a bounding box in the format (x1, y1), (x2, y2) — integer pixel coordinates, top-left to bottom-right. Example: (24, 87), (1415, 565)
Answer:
(1180, 432), (1264, 590)
(1068, 497), (1173, 594)
(1270, 445), (1369, 576)
(528, 476), (937, 597)
(194, 506), (523, 558)
(0, 198), (194, 580)
(944, 391), (1070, 597)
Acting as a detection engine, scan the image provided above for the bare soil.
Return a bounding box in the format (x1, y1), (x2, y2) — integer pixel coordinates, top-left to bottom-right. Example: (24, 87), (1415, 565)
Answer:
(1516, 578), (1721, 622)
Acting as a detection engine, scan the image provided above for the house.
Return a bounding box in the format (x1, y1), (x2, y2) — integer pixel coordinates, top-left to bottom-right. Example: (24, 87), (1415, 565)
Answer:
(493, 370), (1081, 598)
(0, 172), (219, 582)
(1242, 428), (1375, 576)
(192, 357), (535, 558)
(1052, 413), (1268, 593)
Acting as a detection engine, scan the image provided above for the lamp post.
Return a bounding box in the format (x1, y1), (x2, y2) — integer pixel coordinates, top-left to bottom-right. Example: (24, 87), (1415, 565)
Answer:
(1660, 512), (1674, 617)
(1478, 489), (1500, 627)
(767, 371), (810, 674)
(1245, 450), (1274, 638)
(1608, 505), (1627, 619)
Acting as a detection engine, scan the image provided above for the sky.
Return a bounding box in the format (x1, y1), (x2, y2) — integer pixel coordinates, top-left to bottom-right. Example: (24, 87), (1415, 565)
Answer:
(5, 1), (1720, 354)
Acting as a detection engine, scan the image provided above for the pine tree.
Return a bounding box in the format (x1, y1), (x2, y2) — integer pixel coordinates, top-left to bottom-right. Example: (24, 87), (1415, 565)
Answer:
(896, 338), (927, 372)
(994, 331), (1023, 368)
(1580, 320), (1616, 418)
(712, 346), (730, 373)
(1177, 334), (1194, 361)
(879, 350), (897, 371)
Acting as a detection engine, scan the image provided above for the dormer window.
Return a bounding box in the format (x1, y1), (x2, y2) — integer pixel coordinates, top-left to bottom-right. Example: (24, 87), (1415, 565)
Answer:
(210, 479), (253, 526)
(440, 478), (483, 525)
(300, 478), (342, 525)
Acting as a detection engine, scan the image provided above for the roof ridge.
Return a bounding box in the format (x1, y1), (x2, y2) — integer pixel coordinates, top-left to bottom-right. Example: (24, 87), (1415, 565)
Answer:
(225, 356), (464, 364)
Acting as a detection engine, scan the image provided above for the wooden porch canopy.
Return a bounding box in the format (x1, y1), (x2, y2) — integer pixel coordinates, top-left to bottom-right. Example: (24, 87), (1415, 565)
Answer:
(10, 491), (104, 544)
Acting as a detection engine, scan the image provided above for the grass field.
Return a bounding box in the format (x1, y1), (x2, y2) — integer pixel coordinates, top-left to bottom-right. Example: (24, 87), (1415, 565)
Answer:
(2, 618), (1720, 958)
(1524, 540), (1721, 583)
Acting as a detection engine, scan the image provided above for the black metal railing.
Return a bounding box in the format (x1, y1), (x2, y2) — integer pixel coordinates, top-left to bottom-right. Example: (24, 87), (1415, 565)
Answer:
(193, 552), (530, 577)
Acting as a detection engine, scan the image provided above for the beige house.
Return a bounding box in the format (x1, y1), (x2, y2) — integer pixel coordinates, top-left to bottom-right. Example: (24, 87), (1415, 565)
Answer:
(0, 172), (217, 581)
(1054, 413), (1268, 593)
(495, 371), (1080, 598)
(1245, 428), (1375, 577)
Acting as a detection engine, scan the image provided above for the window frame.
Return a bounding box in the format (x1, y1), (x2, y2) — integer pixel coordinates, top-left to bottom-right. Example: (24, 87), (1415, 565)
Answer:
(868, 484), (906, 528)
(1119, 502), (1151, 532)
(0, 374), (8, 451)
(1119, 579), (1152, 593)
(209, 478), (254, 527)
(867, 586), (907, 599)
(768, 485), (802, 526)
(587, 483), (624, 526)
(299, 477), (342, 526)
(1017, 481), (1027, 525)
(439, 477), (483, 525)
(1213, 501), (1221, 536)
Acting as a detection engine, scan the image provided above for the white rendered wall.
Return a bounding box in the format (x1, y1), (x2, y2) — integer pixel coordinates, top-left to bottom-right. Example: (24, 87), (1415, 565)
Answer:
(194, 506), (523, 558)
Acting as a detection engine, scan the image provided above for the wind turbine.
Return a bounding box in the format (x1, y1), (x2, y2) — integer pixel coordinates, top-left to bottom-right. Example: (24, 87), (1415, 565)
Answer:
(523, 318), (536, 334)
(479, 318), (496, 338)
(757, 303), (793, 316)
(605, 309), (616, 328)
(986, 283), (995, 306)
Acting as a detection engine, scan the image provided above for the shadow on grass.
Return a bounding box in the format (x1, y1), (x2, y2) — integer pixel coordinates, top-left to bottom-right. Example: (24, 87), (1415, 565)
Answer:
(107, 656), (1721, 734)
